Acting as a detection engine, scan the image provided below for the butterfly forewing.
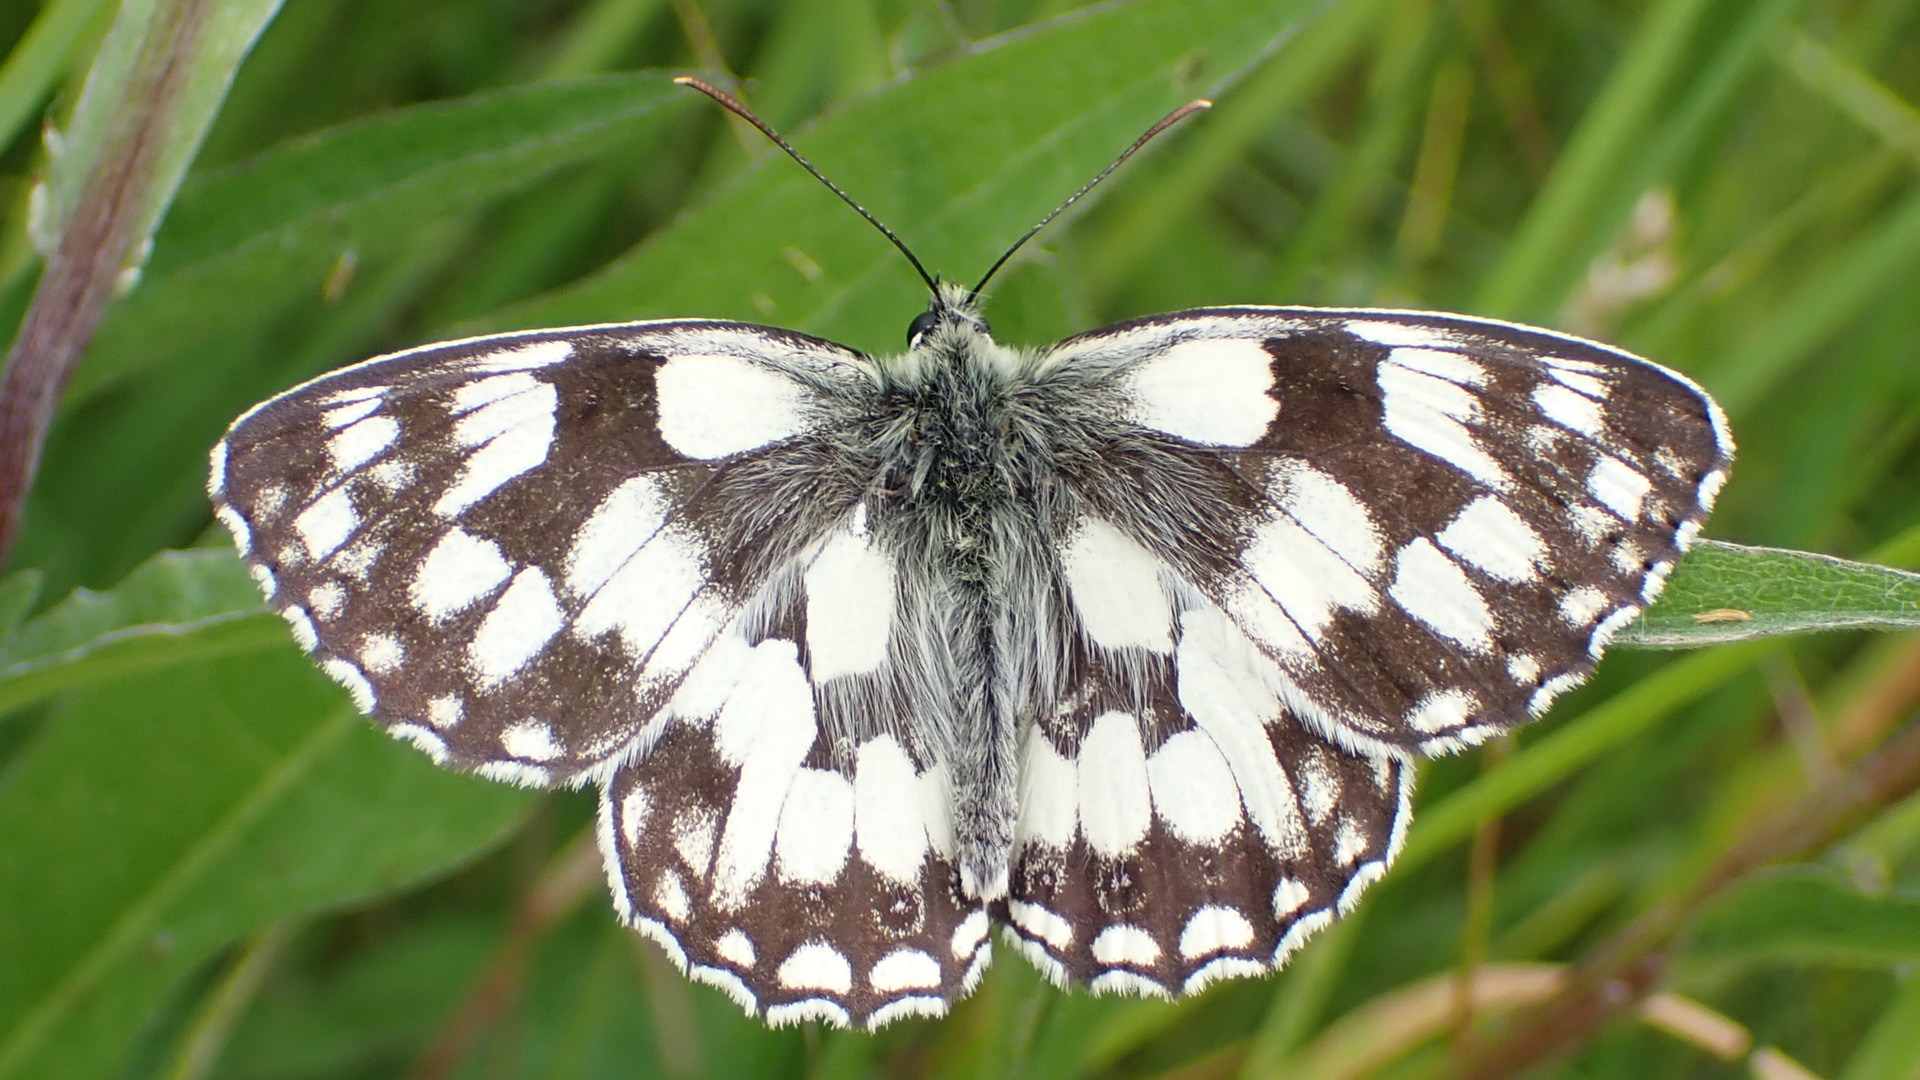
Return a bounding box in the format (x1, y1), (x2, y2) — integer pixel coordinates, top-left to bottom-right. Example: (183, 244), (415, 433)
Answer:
(210, 322), (873, 785)
(1045, 308), (1731, 757)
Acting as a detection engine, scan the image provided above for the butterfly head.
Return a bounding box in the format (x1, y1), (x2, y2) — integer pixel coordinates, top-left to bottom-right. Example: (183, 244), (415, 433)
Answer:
(908, 280), (991, 350)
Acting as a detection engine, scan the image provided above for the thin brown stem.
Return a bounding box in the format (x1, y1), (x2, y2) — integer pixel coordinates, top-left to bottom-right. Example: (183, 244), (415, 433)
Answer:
(0, 0), (212, 563)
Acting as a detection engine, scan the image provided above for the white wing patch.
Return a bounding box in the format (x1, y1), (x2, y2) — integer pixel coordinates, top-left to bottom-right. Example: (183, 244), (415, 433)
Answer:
(1007, 588), (1410, 997)
(1121, 337), (1279, 446)
(1059, 517), (1174, 653)
(655, 353), (813, 459)
(803, 520), (897, 680)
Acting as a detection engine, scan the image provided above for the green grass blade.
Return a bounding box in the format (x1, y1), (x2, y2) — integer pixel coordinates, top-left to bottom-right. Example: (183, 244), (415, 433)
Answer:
(1776, 28), (1920, 165)
(1682, 868), (1920, 967)
(1617, 540), (1920, 647)
(1704, 182), (1920, 417)
(1838, 972), (1920, 1080)
(1472, 0), (1715, 321)
(1078, 0), (1391, 299)
(0, 0), (115, 158)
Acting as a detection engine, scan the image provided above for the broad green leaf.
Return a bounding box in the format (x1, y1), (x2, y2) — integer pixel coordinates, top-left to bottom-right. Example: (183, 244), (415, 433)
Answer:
(30, 0), (285, 269)
(0, 570), (42, 640)
(1681, 868), (1920, 967)
(495, 0), (1333, 359)
(1618, 540), (1920, 647)
(0, 548), (275, 719)
(0, 650), (532, 1080)
(66, 72), (688, 403)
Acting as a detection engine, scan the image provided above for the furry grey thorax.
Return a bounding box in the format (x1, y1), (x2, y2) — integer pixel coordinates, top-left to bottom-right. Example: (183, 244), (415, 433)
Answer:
(861, 282), (1077, 902)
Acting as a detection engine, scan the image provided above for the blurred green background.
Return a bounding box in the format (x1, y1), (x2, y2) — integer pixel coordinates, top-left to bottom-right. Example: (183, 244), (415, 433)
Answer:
(2, 0), (1920, 1078)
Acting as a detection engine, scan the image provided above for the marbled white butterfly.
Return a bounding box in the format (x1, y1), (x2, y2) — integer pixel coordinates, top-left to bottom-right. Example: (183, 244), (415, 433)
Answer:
(207, 81), (1732, 1029)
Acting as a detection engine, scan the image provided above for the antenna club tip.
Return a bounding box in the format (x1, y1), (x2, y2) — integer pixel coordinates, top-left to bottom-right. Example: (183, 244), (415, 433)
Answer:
(673, 75), (695, 85)
(1193, 99), (1214, 109)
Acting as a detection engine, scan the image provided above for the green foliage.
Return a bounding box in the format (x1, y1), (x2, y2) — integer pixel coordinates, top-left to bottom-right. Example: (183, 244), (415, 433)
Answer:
(0, 0), (1915, 1078)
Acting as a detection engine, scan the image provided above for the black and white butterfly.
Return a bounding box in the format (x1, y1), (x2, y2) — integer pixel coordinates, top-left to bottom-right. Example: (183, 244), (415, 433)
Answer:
(207, 85), (1731, 1030)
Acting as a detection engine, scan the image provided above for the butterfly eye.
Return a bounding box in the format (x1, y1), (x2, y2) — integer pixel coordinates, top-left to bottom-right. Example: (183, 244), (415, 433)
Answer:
(907, 310), (939, 347)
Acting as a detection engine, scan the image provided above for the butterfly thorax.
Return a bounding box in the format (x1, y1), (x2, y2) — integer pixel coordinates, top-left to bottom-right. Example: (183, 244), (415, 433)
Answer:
(857, 296), (1068, 899)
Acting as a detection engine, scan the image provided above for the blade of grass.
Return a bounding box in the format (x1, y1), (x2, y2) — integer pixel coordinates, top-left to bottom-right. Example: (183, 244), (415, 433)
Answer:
(0, 0), (115, 158)
(1776, 28), (1920, 165)
(1473, 0), (1715, 321)
(1552, 0), (1808, 326)
(1078, 0), (1391, 299)
(1703, 184), (1920, 416)
(1265, 0), (1434, 300)
(1837, 973), (1920, 1080)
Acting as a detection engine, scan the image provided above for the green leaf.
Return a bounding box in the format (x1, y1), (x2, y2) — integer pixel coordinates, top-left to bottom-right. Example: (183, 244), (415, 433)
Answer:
(0, 548), (277, 719)
(494, 0), (1333, 358)
(66, 72), (689, 403)
(31, 0), (285, 269)
(1682, 868), (1920, 967)
(0, 650), (533, 1080)
(0, 570), (43, 640)
(1618, 540), (1920, 647)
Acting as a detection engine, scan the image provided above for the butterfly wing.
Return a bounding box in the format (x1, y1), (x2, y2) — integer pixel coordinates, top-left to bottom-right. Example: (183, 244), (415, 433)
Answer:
(1001, 308), (1725, 994)
(213, 327), (989, 1027)
(598, 539), (991, 1029)
(1038, 308), (1732, 758)
(210, 321), (875, 785)
(1004, 591), (1411, 995)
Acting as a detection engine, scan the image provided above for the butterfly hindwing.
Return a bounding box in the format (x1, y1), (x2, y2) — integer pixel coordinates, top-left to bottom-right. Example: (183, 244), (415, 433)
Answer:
(598, 526), (990, 1029)
(1044, 308), (1732, 756)
(1005, 516), (1411, 996)
(210, 322), (873, 784)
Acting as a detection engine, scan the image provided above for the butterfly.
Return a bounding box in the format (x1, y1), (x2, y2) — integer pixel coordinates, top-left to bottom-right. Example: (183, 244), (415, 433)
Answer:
(207, 81), (1732, 1029)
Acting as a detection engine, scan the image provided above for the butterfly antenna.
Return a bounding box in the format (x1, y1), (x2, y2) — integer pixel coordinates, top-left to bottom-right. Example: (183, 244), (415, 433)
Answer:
(968, 99), (1211, 304)
(676, 76), (940, 296)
